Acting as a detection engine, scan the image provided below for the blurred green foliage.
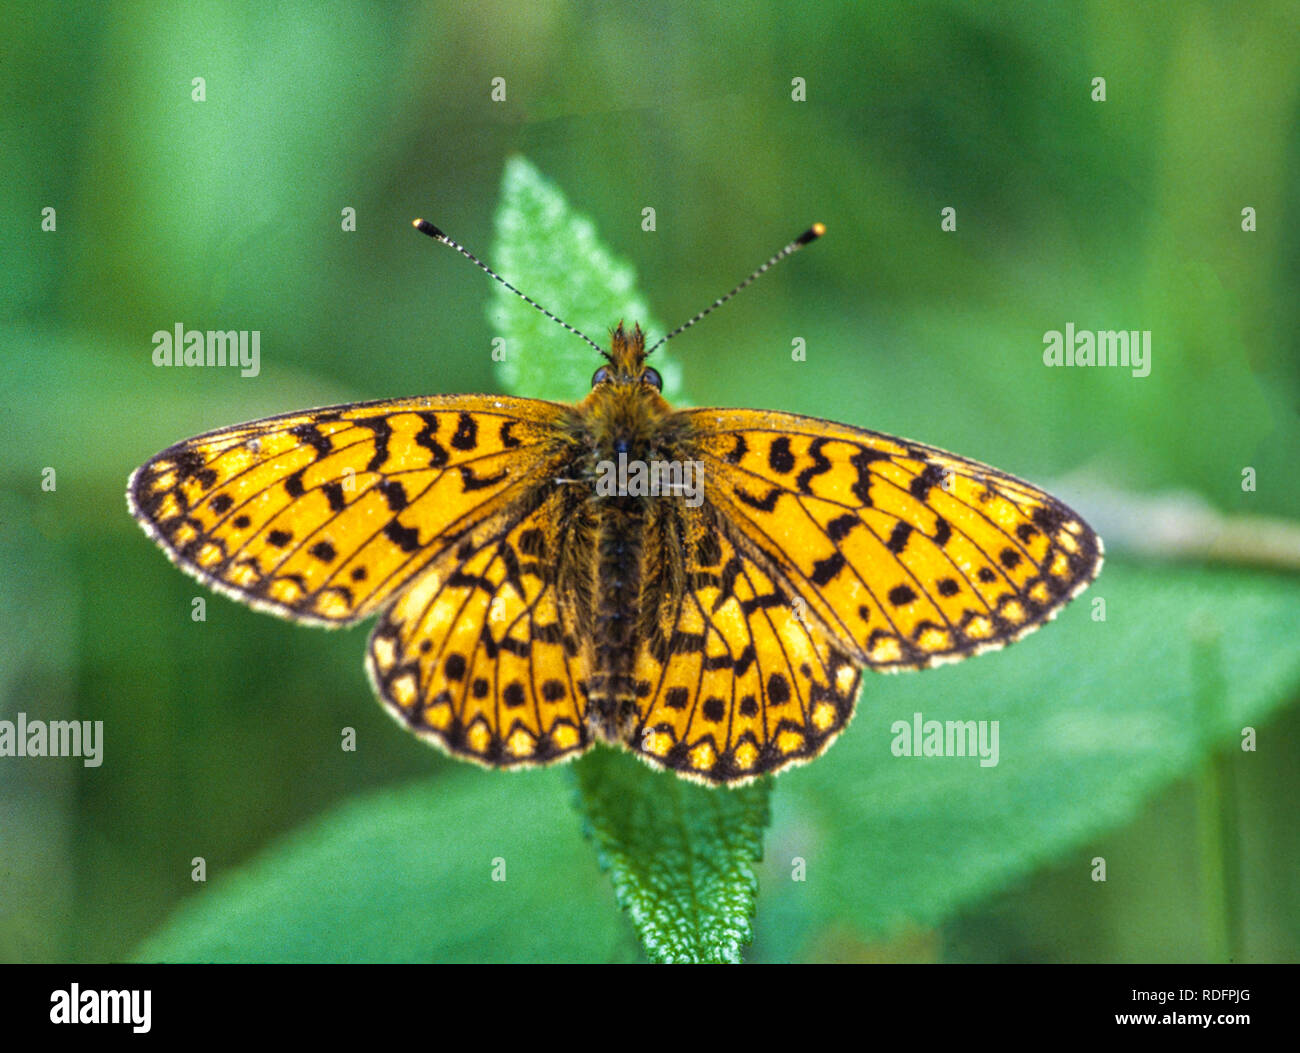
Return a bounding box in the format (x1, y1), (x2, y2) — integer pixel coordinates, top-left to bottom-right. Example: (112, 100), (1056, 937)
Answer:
(2, 1), (1297, 963)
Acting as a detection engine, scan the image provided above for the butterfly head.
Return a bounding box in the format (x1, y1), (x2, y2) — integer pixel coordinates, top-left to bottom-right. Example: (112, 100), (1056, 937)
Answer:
(591, 322), (662, 392)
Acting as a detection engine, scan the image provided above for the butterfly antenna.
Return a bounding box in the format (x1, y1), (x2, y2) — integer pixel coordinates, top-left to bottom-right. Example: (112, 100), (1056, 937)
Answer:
(645, 222), (825, 355)
(413, 219), (607, 357)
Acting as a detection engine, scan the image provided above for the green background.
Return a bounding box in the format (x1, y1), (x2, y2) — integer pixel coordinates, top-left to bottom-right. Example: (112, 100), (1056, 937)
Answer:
(2, 0), (1297, 962)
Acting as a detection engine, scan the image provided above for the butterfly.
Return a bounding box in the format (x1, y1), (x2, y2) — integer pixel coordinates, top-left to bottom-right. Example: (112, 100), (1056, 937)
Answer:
(128, 220), (1102, 785)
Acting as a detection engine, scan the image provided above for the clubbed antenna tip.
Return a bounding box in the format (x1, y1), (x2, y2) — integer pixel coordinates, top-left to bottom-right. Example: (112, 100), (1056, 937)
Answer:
(412, 217), (604, 354)
(645, 222), (827, 354)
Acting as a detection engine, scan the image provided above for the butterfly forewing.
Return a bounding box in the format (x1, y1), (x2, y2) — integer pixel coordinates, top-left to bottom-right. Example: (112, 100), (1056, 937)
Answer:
(683, 408), (1103, 672)
(128, 395), (569, 626)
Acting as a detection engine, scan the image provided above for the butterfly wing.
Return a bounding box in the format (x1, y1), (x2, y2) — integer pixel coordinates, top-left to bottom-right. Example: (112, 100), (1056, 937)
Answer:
(627, 501), (861, 784)
(367, 487), (592, 769)
(127, 395), (570, 625)
(679, 408), (1103, 671)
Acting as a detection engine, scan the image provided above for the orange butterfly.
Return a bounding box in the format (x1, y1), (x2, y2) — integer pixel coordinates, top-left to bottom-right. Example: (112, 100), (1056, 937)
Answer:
(128, 221), (1101, 784)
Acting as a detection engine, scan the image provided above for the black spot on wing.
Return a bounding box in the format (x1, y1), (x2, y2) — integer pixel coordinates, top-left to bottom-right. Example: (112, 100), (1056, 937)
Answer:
(290, 422), (331, 460)
(886, 522), (912, 554)
(736, 486), (781, 513)
(725, 434), (748, 465)
(768, 437), (795, 474)
(909, 463), (946, 501)
(810, 551), (846, 586)
(459, 465), (509, 491)
(384, 520), (422, 553)
(451, 412), (478, 451)
(888, 584), (917, 606)
(1031, 504), (1066, 534)
(172, 449), (207, 482)
(767, 673), (791, 705)
(933, 516), (951, 547)
(850, 448), (888, 506)
(740, 592), (783, 615)
(379, 479), (408, 511)
(795, 437), (831, 493)
(826, 513), (859, 541)
(322, 481), (347, 512)
(360, 416), (392, 473)
(415, 413), (450, 467)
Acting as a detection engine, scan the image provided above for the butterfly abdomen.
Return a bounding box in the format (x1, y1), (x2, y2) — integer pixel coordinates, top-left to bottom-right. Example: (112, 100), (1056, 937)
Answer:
(567, 377), (683, 745)
(585, 494), (647, 743)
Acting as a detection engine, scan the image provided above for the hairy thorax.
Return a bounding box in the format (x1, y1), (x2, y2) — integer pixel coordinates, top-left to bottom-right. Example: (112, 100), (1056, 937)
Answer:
(556, 333), (699, 743)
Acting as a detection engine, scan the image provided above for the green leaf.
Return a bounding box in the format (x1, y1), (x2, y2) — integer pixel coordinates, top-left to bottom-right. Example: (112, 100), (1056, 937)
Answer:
(488, 155), (683, 403)
(573, 749), (771, 964)
(751, 560), (1300, 960)
(133, 770), (631, 963)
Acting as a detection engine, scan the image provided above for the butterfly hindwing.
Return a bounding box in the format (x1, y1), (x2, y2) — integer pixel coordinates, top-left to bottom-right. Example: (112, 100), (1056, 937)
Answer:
(367, 490), (591, 769)
(128, 395), (568, 625)
(628, 505), (861, 784)
(683, 408), (1103, 671)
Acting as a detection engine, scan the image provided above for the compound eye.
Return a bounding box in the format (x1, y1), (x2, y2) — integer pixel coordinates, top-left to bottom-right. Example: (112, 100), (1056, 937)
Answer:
(591, 366), (612, 387)
(640, 367), (662, 391)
